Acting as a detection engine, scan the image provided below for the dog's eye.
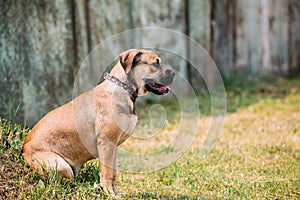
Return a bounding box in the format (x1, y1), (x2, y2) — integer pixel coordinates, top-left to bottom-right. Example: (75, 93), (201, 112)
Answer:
(152, 59), (161, 68)
(152, 63), (160, 68)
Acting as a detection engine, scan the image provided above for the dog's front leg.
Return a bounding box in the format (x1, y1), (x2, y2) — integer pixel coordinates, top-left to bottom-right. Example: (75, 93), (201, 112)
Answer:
(96, 131), (118, 196)
(100, 159), (117, 196)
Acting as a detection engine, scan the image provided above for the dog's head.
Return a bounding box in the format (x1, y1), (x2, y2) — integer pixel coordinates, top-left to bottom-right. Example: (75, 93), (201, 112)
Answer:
(119, 49), (175, 96)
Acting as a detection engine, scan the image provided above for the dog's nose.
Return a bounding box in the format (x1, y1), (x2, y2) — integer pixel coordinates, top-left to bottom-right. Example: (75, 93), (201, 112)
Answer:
(167, 69), (175, 77)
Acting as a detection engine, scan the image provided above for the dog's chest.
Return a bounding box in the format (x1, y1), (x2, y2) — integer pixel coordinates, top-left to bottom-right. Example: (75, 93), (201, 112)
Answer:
(114, 107), (137, 133)
(116, 114), (137, 145)
(112, 100), (137, 131)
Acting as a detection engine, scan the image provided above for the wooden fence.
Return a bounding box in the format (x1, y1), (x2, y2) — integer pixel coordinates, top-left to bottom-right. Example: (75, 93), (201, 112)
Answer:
(0, 0), (299, 125)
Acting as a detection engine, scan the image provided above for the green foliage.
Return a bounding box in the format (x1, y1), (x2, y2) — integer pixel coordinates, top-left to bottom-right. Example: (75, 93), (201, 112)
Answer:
(0, 77), (300, 199)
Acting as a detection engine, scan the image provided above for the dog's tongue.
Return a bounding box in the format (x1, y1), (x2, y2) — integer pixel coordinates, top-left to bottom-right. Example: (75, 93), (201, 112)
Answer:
(148, 83), (170, 94)
(159, 85), (169, 91)
(155, 85), (169, 93)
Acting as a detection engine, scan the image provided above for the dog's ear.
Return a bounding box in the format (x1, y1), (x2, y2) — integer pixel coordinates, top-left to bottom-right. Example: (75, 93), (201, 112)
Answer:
(119, 49), (143, 73)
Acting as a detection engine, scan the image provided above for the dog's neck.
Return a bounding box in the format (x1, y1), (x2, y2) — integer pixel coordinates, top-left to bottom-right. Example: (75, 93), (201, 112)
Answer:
(104, 72), (137, 100)
(106, 63), (138, 103)
(108, 62), (147, 97)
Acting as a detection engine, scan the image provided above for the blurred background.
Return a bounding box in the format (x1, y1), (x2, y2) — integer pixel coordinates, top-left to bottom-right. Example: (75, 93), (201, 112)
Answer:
(0, 0), (299, 126)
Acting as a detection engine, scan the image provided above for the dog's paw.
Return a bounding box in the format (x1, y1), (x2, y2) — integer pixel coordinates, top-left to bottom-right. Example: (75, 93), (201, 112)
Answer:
(102, 186), (117, 196)
(98, 182), (119, 197)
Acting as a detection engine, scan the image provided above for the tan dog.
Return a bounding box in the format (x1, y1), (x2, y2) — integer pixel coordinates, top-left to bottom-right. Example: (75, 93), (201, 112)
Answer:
(22, 49), (175, 195)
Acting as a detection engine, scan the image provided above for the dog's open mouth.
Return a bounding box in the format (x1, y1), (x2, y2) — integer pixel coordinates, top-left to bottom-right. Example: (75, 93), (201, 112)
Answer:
(145, 82), (170, 95)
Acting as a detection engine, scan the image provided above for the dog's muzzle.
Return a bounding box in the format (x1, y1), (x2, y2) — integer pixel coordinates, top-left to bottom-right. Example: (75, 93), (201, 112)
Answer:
(144, 69), (175, 95)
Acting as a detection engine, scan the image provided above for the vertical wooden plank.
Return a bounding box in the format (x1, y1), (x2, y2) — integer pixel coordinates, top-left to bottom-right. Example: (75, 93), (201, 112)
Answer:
(287, 0), (300, 75)
(184, 0), (192, 84)
(268, 0), (289, 75)
(0, 1), (24, 122)
(213, 0), (235, 76)
(71, 0), (96, 94)
(189, 0), (210, 48)
(288, 0), (300, 74)
(236, 0), (263, 72)
(230, 0), (237, 72)
(189, 0), (211, 91)
(208, 0), (216, 87)
(70, 0), (77, 82)
(20, 0), (74, 125)
(261, 0), (271, 71)
(72, 0), (90, 66)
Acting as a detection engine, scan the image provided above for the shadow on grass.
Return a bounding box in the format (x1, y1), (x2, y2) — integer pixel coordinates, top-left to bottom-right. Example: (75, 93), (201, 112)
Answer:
(126, 192), (204, 199)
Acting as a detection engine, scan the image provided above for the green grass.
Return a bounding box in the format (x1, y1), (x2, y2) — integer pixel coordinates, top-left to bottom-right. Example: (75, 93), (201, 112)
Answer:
(1, 77), (300, 199)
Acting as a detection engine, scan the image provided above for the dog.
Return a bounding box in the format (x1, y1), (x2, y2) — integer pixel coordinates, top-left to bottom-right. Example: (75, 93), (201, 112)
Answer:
(22, 49), (175, 196)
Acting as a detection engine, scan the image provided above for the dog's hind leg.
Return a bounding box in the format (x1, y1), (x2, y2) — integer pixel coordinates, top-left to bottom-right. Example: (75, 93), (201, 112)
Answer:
(23, 151), (74, 178)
